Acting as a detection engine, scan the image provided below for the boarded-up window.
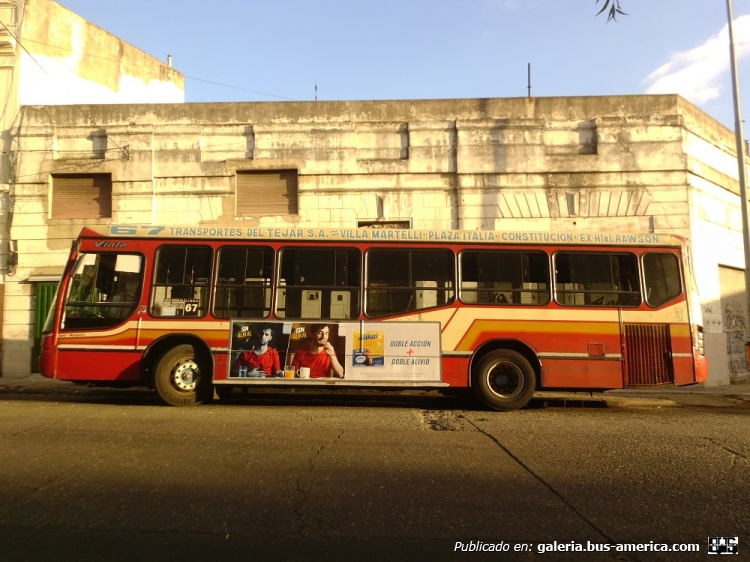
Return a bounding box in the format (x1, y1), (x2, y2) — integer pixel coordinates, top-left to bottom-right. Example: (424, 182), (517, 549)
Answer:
(236, 171), (298, 216)
(51, 174), (112, 219)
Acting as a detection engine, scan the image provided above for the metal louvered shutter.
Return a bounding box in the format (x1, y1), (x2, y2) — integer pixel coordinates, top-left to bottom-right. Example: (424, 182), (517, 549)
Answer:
(51, 174), (112, 219)
(236, 171), (298, 216)
(719, 265), (749, 377)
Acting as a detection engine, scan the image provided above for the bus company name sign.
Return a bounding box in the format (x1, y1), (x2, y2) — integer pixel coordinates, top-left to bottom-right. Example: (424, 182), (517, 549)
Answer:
(108, 225), (665, 246)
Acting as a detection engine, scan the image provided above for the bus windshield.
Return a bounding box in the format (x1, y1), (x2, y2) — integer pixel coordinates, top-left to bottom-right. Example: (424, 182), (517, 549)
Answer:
(61, 252), (143, 330)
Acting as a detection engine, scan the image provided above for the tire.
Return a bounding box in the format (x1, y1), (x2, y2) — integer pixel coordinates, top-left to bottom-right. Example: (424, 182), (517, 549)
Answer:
(472, 349), (536, 412)
(153, 344), (210, 406)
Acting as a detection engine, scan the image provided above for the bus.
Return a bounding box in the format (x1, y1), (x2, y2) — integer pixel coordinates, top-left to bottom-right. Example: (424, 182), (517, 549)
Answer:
(38, 225), (707, 411)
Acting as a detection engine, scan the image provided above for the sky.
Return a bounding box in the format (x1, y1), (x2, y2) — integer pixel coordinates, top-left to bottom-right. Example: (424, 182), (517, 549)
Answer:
(53, 0), (750, 130)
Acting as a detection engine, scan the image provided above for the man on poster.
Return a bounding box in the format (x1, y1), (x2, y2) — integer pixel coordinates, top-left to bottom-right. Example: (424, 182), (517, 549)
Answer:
(231, 324), (283, 378)
(292, 324), (344, 379)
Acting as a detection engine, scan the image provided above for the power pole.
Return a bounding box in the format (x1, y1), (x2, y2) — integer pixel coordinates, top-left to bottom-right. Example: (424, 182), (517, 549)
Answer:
(726, 0), (750, 320)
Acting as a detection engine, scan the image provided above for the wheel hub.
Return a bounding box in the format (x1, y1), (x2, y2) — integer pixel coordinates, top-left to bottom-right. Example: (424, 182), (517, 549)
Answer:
(487, 361), (523, 399)
(172, 358), (199, 392)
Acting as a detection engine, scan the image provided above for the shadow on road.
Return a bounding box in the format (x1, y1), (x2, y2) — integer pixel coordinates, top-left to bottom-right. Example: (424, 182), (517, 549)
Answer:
(0, 384), (611, 411)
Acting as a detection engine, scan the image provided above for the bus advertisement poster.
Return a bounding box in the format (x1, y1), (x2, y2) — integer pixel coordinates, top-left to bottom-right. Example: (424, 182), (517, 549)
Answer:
(227, 320), (441, 382)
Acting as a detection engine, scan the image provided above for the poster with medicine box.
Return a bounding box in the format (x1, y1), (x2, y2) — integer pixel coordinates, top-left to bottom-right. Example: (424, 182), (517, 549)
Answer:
(227, 320), (441, 382)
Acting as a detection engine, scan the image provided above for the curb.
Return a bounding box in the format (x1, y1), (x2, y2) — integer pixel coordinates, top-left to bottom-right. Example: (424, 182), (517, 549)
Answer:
(601, 396), (678, 408)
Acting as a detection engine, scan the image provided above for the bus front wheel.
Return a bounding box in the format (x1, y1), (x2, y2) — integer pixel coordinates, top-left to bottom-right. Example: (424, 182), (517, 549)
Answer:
(153, 344), (210, 406)
(473, 349), (536, 412)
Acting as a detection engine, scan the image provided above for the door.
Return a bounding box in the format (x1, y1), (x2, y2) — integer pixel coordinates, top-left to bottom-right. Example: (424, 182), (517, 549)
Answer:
(32, 281), (59, 372)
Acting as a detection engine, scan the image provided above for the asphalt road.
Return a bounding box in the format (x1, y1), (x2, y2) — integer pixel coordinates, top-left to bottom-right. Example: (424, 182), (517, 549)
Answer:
(0, 390), (747, 561)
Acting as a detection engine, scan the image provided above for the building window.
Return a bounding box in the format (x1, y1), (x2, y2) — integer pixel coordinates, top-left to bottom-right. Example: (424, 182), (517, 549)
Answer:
(51, 174), (112, 219)
(236, 171), (298, 216)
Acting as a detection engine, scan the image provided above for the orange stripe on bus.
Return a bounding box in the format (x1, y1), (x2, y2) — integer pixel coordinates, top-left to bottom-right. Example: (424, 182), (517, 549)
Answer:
(456, 319), (621, 351)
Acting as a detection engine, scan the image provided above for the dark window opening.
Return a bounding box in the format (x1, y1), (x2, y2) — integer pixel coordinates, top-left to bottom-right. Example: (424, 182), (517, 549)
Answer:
(276, 248), (361, 319)
(643, 253), (682, 307)
(461, 251), (550, 305)
(555, 252), (641, 307)
(151, 246), (212, 317)
(213, 247), (274, 318)
(366, 249), (455, 317)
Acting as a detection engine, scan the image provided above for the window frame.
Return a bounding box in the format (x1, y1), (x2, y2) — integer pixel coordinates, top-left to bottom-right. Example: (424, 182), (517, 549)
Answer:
(364, 247), (456, 318)
(458, 249), (551, 306)
(553, 251), (642, 308)
(150, 245), (213, 319)
(212, 245), (275, 319)
(274, 246), (362, 320)
(235, 170), (299, 217)
(51, 173), (112, 220)
(60, 251), (144, 331)
(641, 251), (683, 308)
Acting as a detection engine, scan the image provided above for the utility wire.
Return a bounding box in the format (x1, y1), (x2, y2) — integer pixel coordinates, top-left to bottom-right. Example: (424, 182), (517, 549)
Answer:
(17, 36), (297, 102)
(0, 21), (130, 160)
(182, 75), (296, 101)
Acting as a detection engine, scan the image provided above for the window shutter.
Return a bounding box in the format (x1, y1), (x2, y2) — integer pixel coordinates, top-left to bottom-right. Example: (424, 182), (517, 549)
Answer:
(236, 171), (298, 216)
(52, 174), (112, 219)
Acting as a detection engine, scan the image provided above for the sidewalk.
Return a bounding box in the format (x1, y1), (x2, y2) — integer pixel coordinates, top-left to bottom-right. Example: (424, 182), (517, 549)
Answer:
(2, 373), (750, 408)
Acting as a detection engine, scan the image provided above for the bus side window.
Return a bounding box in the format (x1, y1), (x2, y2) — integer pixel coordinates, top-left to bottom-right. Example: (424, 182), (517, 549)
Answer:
(213, 247), (273, 318)
(555, 252), (641, 307)
(151, 246), (212, 318)
(460, 251), (550, 305)
(366, 249), (455, 318)
(275, 248), (361, 320)
(643, 253), (682, 307)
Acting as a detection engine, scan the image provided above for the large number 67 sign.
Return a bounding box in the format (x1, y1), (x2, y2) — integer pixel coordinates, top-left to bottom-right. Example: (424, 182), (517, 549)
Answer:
(110, 225), (166, 236)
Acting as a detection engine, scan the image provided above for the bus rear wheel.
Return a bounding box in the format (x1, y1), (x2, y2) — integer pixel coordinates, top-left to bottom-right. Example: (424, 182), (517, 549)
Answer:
(153, 344), (210, 406)
(473, 349), (536, 412)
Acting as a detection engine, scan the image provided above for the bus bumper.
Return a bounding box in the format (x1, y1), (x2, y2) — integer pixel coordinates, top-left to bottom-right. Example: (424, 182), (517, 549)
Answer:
(39, 334), (56, 379)
(694, 348), (708, 384)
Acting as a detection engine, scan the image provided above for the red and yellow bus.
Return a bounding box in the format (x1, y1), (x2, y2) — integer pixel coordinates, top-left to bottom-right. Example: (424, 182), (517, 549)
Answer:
(39, 225), (707, 411)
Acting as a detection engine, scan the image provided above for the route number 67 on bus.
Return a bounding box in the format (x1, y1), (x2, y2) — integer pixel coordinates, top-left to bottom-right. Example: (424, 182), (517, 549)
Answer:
(39, 226), (707, 411)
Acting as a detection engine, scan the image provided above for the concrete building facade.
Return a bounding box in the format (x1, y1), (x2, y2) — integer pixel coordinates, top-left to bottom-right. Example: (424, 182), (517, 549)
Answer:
(0, 0), (183, 375)
(4, 95), (749, 385)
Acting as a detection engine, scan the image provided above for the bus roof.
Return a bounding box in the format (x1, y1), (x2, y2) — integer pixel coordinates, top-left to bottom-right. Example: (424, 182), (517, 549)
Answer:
(80, 225), (687, 248)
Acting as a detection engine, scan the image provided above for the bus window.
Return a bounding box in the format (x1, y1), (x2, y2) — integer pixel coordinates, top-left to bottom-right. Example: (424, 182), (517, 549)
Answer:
(366, 249), (455, 318)
(460, 251), (550, 305)
(62, 252), (143, 330)
(643, 253), (682, 307)
(276, 248), (361, 319)
(555, 252), (641, 307)
(151, 246), (212, 317)
(214, 247), (274, 318)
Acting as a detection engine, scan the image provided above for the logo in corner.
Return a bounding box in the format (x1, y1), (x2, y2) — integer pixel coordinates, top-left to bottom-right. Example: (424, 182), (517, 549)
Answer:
(708, 537), (738, 555)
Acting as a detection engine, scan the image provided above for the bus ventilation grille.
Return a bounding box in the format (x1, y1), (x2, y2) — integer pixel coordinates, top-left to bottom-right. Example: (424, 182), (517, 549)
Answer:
(624, 324), (672, 386)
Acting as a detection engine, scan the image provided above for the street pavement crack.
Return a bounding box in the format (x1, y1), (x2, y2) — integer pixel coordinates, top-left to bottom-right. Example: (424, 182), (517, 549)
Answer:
(9, 422), (58, 437)
(294, 429), (344, 528)
(706, 437), (747, 463)
(460, 414), (638, 561)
